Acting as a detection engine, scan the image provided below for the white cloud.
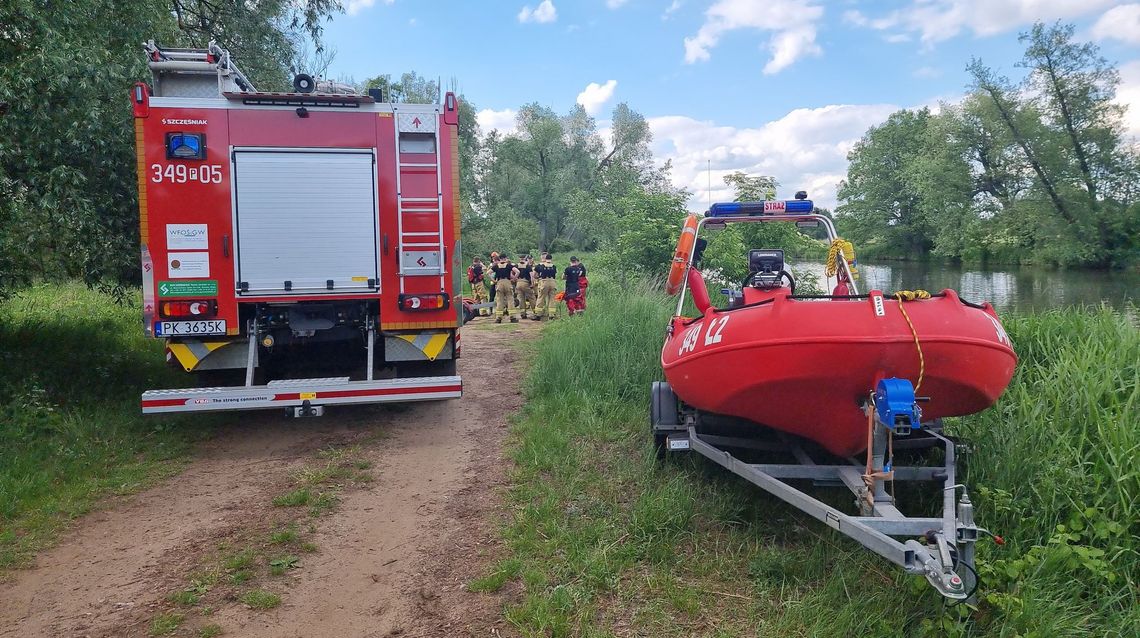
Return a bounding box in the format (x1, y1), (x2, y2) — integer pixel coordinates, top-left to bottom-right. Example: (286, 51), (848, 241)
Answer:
(847, 0), (1115, 45)
(648, 103), (899, 210)
(477, 108), (518, 135)
(1116, 60), (1140, 139)
(663, 0), (683, 20)
(576, 80), (618, 115)
(345, 0), (394, 16)
(606, 0), (629, 8)
(1091, 4), (1140, 46)
(683, 0), (823, 75)
(518, 0), (558, 23)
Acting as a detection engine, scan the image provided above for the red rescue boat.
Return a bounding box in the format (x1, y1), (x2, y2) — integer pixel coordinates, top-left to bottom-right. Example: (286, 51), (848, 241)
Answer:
(660, 199), (1017, 457)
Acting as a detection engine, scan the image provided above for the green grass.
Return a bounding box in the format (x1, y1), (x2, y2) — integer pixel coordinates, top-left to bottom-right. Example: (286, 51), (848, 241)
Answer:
(148, 612), (185, 636)
(0, 283), (222, 570)
(198, 625), (224, 638)
(222, 547), (256, 571)
(239, 589), (281, 610)
(483, 270), (1139, 636)
(272, 488), (313, 508)
(269, 523), (298, 545)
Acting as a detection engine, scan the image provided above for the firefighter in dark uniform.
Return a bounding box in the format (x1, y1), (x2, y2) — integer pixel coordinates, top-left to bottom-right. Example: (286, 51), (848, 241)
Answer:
(515, 256), (536, 319)
(491, 254), (518, 323)
(533, 253), (558, 320)
(467, 257), (488, 304)
(564, 256), (587, 316)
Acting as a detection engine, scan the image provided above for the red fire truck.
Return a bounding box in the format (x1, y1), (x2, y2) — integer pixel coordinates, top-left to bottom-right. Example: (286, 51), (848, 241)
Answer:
(132, 41), (462, 416)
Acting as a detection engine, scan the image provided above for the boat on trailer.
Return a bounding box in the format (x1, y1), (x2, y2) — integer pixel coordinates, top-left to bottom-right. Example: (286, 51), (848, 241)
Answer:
(652, 194), (1015, 600)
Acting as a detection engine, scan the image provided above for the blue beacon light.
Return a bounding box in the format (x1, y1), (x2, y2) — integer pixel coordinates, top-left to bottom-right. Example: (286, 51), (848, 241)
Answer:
(707, 199), (814, 217)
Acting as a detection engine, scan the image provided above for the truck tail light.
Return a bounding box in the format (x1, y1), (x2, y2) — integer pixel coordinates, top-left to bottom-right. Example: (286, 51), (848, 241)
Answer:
(398, 294), (449, 311)
(160, 299), (218, 319)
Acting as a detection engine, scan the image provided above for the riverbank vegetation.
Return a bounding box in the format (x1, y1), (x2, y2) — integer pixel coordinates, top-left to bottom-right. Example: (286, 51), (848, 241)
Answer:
(479, 272), (1138, 636)
(839, 23), (1140, 269)
(0, 284), (217, 570)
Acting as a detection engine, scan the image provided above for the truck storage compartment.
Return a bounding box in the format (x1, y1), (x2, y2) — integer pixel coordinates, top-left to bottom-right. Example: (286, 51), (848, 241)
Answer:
(233, 148), (379, 295)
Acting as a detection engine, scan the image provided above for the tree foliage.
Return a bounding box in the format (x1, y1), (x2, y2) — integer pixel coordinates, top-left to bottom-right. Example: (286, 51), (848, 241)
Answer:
(463, 97), (691, 285)
(838, 22), (1140, 267)
(0, 0), (343, 296)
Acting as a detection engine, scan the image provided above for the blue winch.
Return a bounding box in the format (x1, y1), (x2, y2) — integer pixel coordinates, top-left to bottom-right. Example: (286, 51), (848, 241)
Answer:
(875, 378), (921, 435)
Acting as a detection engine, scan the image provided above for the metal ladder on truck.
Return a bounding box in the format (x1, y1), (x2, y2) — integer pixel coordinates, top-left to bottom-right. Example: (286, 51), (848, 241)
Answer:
(391, 104), (448, 297)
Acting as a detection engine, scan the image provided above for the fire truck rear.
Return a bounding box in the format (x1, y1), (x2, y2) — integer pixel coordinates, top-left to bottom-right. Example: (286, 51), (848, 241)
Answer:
(132, 42), (462, 416)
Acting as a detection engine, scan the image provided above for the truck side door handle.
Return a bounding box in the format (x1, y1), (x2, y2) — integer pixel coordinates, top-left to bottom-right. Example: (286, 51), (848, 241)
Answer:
(382, 233), (389, 256)
(223, 234), (231, 258)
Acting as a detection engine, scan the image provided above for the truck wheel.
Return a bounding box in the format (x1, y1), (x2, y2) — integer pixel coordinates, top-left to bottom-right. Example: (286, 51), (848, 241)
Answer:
(651, 381), (680, 459)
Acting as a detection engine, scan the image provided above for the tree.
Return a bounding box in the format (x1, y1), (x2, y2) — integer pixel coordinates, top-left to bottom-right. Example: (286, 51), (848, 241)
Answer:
(0, 0), (342, 296)
(723, 172), (777, 201)
(837, 109), (936, 258)
(362, 71), (439, 103)
(1019, 22), (1135, 263)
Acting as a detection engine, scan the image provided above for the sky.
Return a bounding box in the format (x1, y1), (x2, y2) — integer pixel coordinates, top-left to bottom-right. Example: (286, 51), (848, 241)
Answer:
(321, 1), (1140, 210)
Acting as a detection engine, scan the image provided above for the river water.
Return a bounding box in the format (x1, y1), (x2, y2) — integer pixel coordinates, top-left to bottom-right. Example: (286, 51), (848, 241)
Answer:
(797, 260), (1137, 313)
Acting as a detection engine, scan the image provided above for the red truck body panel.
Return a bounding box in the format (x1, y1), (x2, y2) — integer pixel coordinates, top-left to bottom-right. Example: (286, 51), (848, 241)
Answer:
(135, 94), (462, 335)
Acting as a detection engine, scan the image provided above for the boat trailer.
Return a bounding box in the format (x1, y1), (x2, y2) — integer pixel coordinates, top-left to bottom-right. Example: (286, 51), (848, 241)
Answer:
(652, 378), (999, 600)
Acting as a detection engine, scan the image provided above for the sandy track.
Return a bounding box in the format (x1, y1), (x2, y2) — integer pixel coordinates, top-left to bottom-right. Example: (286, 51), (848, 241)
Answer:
(0, 321), (530, 637)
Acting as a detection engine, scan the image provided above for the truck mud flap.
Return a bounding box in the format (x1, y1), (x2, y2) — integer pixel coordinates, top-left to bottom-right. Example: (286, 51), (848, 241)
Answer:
(141, 376), (461, 414)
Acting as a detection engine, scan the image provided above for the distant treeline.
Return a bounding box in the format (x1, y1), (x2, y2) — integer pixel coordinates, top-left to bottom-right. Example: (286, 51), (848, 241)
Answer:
(838, 23), (1140, 269)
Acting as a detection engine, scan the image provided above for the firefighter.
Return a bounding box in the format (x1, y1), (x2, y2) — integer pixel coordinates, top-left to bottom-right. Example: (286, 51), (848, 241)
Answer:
(564, 256), (587, 316)
(467, 257), (488, 304)
(488, 252), (500, 303)
(491, 253), (518, 323)
(533, 253), (558, 320)
(515, 255), (537, 319)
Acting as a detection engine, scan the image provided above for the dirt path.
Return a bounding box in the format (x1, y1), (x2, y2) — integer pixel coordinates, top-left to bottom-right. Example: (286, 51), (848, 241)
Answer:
(0, 321), (532, 637)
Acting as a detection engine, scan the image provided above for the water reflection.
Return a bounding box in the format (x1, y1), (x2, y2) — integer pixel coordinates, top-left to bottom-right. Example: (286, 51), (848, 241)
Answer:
(797, 260), (1137, 312)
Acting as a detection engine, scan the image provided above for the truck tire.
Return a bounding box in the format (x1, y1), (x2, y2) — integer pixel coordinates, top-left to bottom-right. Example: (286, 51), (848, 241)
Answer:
(650, 381), (680, 459)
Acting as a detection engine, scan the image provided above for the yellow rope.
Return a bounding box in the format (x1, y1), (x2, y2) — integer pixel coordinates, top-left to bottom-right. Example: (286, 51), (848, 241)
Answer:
(825, 239), (857, 278)
(894, 290), (929, 392)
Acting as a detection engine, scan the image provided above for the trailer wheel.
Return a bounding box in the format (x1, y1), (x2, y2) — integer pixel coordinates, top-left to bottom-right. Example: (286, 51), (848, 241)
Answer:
(651, 381), (680, 459)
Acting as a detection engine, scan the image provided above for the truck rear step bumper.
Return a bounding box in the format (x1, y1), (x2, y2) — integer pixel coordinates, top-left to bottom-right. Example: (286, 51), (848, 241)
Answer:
(141, 376), (462, 414)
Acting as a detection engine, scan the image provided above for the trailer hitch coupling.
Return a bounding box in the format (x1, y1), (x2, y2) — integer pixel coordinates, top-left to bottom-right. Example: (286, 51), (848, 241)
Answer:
(921, 531), (967, 599)
(289, 399), (324, 418)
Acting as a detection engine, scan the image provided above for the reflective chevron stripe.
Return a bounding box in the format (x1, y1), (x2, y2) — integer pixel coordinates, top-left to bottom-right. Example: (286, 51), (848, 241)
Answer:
(395, 331), (451, 361)
(167, 340), (233, 371)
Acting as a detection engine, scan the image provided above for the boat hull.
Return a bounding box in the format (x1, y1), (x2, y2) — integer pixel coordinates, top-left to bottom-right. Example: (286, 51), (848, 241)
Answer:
(661, 289), (1017, 457)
